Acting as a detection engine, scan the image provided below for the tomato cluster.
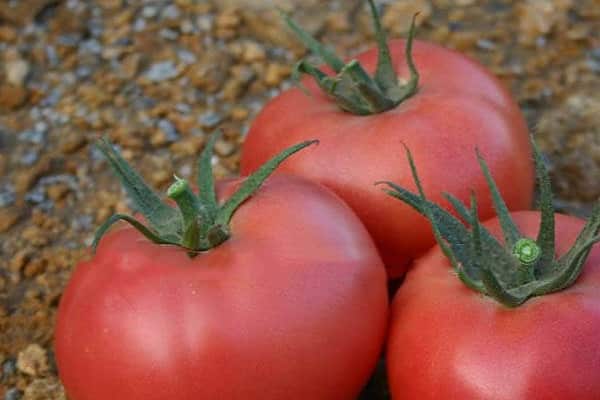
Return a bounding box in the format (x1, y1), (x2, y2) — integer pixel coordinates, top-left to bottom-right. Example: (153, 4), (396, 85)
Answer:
(55, 1), (599, 399)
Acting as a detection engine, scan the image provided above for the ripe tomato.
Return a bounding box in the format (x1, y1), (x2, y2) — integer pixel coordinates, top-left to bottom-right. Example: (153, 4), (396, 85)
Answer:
(387, 211), (600, 399)
(241, 37), (533, 278)
(55, 174), (388, 400)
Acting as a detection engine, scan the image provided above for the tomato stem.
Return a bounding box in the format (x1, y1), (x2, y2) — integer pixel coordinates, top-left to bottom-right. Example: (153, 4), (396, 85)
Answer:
(282, 0), (419, 115)
(93, 136), (318, 254)
(167, 177), (203, 250)
(380, 137), (600, 308)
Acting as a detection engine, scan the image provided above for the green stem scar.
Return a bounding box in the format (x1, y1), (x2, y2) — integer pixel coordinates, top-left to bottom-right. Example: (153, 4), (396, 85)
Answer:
(379, 136), (600, 308)
(282, 0), (419, 115)
(513, 238), (541, 266)
(94, 134), (318, 255)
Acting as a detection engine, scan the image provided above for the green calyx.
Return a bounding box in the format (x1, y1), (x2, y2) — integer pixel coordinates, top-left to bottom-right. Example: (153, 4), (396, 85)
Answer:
(281, 0), (419, 115)
(378, 138), (600, 308)
(93, 133), (317, 255)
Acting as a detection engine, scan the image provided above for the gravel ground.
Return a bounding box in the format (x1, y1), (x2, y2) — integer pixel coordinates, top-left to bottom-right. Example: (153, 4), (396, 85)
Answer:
(0, 0), (598, 398)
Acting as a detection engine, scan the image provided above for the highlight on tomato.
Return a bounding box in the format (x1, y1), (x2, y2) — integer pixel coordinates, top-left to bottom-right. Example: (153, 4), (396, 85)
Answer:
(380, 139), (600, 399)
(54, 133), (388, 400)
(240, 0), (534, 279)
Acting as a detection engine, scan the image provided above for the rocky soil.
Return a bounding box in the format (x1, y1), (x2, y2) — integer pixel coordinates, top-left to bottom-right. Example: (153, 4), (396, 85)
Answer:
(0, 0), (598, 398)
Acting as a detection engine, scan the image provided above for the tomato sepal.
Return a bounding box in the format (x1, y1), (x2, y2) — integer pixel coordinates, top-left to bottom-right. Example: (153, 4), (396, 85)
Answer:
(379, 138), (600, 307)
(282, 0), (419, 115)
(94, 133), (318, 254)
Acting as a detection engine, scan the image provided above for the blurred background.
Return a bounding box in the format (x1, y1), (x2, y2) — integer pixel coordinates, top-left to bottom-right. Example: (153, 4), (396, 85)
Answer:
(0, 0), (598, 398)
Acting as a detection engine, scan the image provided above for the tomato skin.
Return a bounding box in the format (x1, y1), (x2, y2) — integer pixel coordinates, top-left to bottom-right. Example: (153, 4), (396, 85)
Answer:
(240, 39), (533, 278)
(387, 211), (600, 400)
(55, 175), (388, 400)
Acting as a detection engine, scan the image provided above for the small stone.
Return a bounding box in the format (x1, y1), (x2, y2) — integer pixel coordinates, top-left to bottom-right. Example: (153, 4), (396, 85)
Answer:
(264, 63), (290, 86)
(23, 377), (66, 400)
(215, 8), (241, 30)
(326, 12), (351, 32)
(23, 258), (48, 278)
(0, 84), (29, 110)
(518, 0), (573, 44)
(241, 41), (266, 63)
(158, 119), (180, 141)
(214, 140), (236, 157)
(180, 19), (196, 34)
(98, 0), (123, 10)
(476, 39), (496, 51)
(5, 59), (30, 86)
(221, 65), (255, 101)
(199, 111), (223, 129)
(177, 50), (197, 65)
(145, 61), (180, 82)
(120, 53), (142, 79)
(0, 207), (22, 233)
(162, 4), (181, 20)
(16, 344), (48, 377)
(2, 358), (17, 377)
(14, 158), (51, 194)
(229, 106), (249, 121)
(19, 129), (47, 145)
(149, 130), (169, 147)
(150, 169), (171, 187)
(60, 133), (87, 154)
(160, 28), (179, 41)
(0, 25), (17, 42)
(46, 183), (71, 201)
(0, 184), (15, 208)
(10, 250), (32, 273)
(381, 0), (432, 35)
(141, 5), (159, 19)
(188, 49), (231, 93)
(20, 151), (39, 166)
(170, 135), (205, 157)
(21, 225), (49, 247)
(4, 388), (22, 400)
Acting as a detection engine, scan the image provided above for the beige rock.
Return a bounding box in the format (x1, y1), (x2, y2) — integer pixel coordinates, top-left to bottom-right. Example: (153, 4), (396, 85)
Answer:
(23, 378), (66, 400)
(5, 59), (30, 86)
(0, 83), (29, 110)
(17, 344), (49, 377)
(0, 207), (22, 233)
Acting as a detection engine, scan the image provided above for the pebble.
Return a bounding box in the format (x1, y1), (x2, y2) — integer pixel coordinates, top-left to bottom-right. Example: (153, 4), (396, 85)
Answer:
(16, 344), (48, 377)
(214, 139), (236, 157)
(0, 207), (22, 233)
(60, 132), (87, 154)
(0, 84), (29, 110)
(0, 185), (16, 208)
(188, 50), (231, 93)
(162, 4), (181, 20)
(5, 59), (31, 87)
(0, 26), (17, 42)
(23, 378), (66, 400)
(4, 388), (22, 400)
(381, 0), (432, 35)
(141, 5), (159, 19)
(20, 151), (40, 166)
(198, 111), (223, 129)
(2, 358), (17, 378)
(14, 157), (52, 195)
(145, 61), (180, 82)
(46, 183), (71, 202)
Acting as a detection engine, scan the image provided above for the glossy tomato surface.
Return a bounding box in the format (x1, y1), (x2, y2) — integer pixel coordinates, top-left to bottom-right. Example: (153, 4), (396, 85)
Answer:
(241, 39), (534, 278)
(55, 174), (388, 400)
(387, 211), (600, 399)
